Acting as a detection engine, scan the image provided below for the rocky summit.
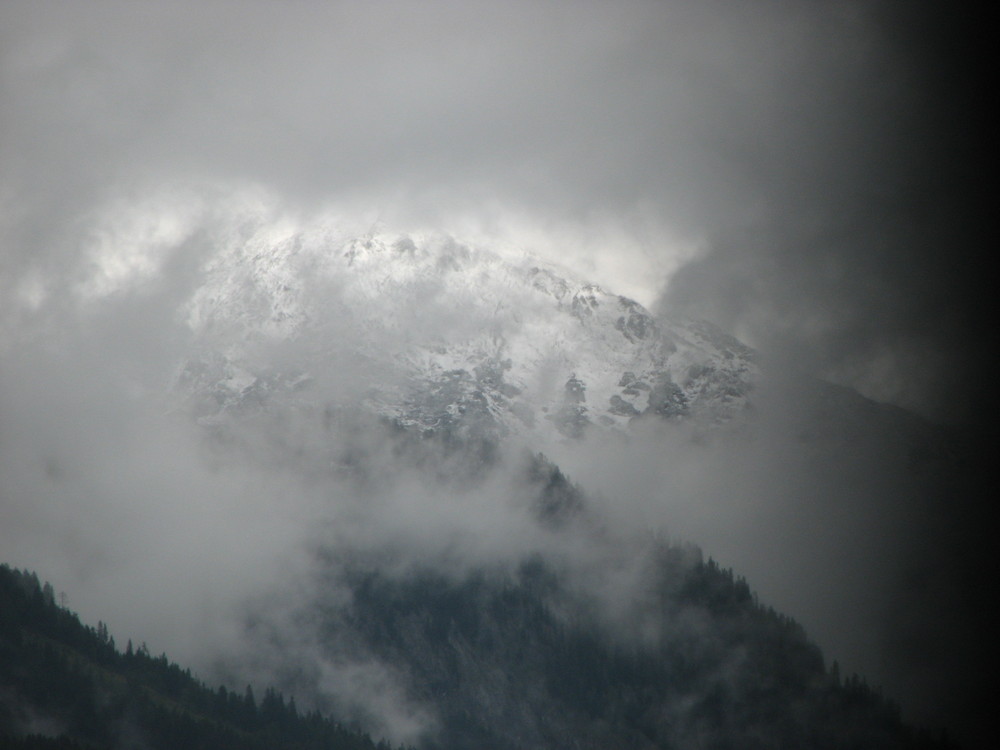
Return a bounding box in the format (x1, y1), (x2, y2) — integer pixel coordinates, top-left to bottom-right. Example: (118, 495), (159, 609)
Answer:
(174, 227), (756, 442)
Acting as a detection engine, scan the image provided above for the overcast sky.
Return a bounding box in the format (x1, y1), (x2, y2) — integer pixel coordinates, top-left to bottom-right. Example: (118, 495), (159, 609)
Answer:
(0, 1), (991, 745)
(1, 0), (989, 425)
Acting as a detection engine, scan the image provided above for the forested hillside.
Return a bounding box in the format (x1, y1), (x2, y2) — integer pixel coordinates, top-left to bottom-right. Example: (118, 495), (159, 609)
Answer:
(308, 553), (959, 750)
(0, 564), (401, 750)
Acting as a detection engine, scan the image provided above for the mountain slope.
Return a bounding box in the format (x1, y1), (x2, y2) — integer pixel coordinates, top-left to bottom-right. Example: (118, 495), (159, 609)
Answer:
(4, 208), (981, 747)
(1, 531), (956, 750)
(174, 228), (755, 441)
(331, 559), (943, 750)
(235, 446), (957, 750)
(0, 564), (400, 750)
(149, 221), (975, 746)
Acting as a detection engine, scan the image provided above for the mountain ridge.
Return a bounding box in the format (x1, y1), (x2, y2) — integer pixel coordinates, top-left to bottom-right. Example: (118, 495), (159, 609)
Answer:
(1, 548), (959, 750)
(174, 226), (756, 443)
(0, 563), (406, 750)
(3, 208), (982, 746)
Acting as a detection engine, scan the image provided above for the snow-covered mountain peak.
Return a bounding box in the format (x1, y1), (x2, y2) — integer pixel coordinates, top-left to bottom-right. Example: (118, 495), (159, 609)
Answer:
(175, 220), (756, 443)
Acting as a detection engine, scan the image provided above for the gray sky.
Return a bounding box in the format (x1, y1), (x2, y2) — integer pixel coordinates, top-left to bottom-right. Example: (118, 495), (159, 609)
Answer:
(1, 0), (988, 425)
(0, 1), (991, 745)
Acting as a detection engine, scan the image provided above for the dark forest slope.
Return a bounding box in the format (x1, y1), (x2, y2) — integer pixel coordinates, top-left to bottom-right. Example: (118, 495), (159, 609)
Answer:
(312, 553), (957, 750)
(0, 564), (401, 750)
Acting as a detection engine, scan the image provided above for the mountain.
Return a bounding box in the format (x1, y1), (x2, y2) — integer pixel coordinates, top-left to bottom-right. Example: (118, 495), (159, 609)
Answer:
(149, 223), (974, 746)
(173, 229), (756, 441)
(1, 520), (956, 750)
(4, 214), (981, 747)
(0, 564), (403, 750)
(271, 446), (959, 750)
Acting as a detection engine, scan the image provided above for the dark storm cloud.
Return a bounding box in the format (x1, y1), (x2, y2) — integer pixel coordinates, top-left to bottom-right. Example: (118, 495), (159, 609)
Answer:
(655, 2), (991, 426)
